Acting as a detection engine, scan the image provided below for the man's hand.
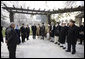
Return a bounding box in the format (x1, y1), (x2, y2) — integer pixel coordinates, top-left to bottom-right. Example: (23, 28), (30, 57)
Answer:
(50, 31), (51, 33)
(80, 32), (84, 35)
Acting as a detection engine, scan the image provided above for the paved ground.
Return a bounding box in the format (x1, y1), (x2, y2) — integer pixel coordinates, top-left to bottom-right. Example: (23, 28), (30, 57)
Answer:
(1, 36), (84, 58)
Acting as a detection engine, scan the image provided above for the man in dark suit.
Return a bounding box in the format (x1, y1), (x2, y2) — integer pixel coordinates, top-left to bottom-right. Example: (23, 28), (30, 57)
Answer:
(32, 24), (37, 39)
(20, 24), (26, 43)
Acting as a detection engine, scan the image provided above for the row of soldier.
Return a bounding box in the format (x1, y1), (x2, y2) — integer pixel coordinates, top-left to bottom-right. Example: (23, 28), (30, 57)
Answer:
(1, 19), (84, 58)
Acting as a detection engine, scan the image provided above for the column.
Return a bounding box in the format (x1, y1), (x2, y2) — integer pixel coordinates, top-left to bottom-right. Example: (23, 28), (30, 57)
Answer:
(9, 11), (14, 22)
(47, 14), (51, 25)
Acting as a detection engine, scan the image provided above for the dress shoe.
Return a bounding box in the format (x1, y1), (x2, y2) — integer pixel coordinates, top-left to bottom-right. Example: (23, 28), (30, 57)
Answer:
(60, 46), (63, 47)
(63, 47), (66, 49)
(78, 43), (82, 45)
(58, 43), (60, 45)
(66, 50), (71, 52)
(72, 51), (76, 54)
(54, 42), (57, 44)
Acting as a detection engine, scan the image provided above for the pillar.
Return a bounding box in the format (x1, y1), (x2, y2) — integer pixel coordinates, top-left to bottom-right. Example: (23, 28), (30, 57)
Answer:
(47, 14), (51, 25)
(9, 11), (14, 22)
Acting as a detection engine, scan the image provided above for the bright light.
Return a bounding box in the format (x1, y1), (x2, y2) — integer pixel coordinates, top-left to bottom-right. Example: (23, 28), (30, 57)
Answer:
(82, 18), (84, 22)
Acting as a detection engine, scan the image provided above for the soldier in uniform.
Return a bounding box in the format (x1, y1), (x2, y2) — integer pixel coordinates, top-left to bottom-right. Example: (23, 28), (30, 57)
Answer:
(36, 24), (40, 38)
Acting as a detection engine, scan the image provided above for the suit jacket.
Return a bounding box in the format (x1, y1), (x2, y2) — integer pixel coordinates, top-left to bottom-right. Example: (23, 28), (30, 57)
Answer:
(6, 27), (18, 47)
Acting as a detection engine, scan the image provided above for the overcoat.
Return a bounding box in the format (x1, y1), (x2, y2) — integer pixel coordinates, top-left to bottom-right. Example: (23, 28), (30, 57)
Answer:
(59, 26), (68, 44)
(67, 25), (79, 44)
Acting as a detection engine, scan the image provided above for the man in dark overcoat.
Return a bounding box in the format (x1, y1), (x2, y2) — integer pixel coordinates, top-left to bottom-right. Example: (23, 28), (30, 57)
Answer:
(66, 20), (79, 54)
(6, 22), (18, 58)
